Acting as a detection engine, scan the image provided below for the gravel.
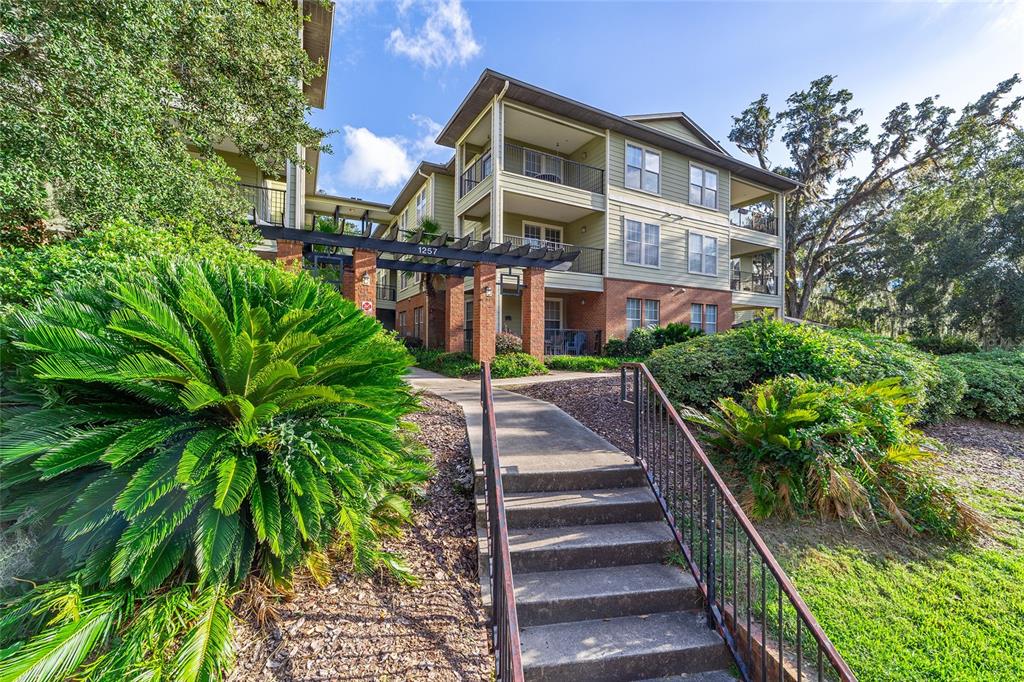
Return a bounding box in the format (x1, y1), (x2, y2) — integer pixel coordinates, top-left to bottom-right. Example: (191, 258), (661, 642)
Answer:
(229, 394), (492, 681)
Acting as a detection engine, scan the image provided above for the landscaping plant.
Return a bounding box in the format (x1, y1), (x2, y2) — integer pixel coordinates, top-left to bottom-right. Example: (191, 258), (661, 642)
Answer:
(939, 349), (1024, 425)
(683, 376), (979, 537)
(495, 331), (523, 355)
(0, 257), (430, 681)
(490, 352), (548, 379)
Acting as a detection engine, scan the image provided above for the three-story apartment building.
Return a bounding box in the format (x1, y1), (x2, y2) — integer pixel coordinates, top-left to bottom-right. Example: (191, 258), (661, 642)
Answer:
(393, 70), (796, 355)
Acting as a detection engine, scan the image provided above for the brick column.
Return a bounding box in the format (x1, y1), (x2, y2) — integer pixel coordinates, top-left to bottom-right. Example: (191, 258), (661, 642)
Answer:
(444, 276), (465, 353)
(472, 263), (496, 363)
(351, 249), (376, 316)
(340, 265), (354, 300)
(276, 239), (304, 271)
(521, 267), (545, 360)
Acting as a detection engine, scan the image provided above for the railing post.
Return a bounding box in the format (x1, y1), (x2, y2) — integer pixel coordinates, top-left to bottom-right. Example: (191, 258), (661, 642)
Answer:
(705, 477), (717, 625)
(632, 368), (641, 462)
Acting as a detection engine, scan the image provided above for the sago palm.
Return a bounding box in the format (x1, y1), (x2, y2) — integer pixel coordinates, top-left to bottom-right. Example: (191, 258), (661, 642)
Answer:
(0, 257), (430, 681)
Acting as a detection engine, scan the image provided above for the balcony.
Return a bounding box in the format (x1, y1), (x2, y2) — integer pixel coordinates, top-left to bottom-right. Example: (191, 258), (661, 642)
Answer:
(377, 282), (397, 302)
(460, 151), (492, 197)
(503, 143), (604, 194)
(240, 183), (286, 226)
(544, 328), (603, 356)
(505, 235), (603, 275)
(731, 270), (778, 295)
(730, 207), (778, 235)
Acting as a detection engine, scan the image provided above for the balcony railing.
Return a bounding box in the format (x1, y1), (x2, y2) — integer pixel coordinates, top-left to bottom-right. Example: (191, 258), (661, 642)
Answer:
(376, 283), (397, 301)
(503, 143), (604, 194)
(240, 183), (286, 226)
(731, 270), (778, 295)
(544, 328), (603, 356)
(460, 151), (493, 197)
(730, 208), (778, 235)
(504, 235), (603, 275)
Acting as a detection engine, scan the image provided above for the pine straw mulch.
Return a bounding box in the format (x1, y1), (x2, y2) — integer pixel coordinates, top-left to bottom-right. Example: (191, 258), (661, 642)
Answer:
(229, 394), (492, 681)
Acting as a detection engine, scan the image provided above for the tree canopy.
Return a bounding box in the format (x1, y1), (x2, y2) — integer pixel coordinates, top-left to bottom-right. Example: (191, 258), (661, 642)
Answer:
(0, 0), (326, 233)
(729, 74), (1023, 330)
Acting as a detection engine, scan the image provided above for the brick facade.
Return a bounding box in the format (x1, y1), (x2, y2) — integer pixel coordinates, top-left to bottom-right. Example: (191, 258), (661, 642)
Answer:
(472, 263), (496, 362)
(600, 278), (734, 341)
(275, 239), (303, 270)
(520, 268), (545, 360)
(395, 291), (427, 342)
(444, 276), (465, 352)
(351, 249), (376, 316)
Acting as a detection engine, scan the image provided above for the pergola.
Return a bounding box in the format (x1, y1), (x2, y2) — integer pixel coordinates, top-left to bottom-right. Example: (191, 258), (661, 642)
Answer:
(260, 226), (580, 362)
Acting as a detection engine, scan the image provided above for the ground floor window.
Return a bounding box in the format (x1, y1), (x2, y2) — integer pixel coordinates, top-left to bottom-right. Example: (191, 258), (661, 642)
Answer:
(690, 303), (718, 333)
(544, 299), (563, 331)
(644, 299), (660, 328)
(413, 306), (423, 339)
(398, 310), (407, 336)
(626, 297), (642, 334)
(464, 300), (473, 351)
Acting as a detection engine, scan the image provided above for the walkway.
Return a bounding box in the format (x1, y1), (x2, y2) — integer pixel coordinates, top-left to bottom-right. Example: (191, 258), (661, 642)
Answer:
(406, 368), (735, 681)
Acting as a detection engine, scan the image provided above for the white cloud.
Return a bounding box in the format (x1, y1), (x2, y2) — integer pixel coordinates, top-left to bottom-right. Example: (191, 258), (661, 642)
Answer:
(337, 126), (416, 190)
(386, 0), (481, 68)
(324, 115), (449, 194)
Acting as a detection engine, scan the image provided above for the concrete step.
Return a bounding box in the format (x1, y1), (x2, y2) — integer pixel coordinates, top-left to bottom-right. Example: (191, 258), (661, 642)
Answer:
(500, 487), (663, 528)
(515, 563), (703, 626)
(508, 521), (676, 573)
(638, 672), (738, 682)
(498, 460), (648, 493)
(519, 611), (733, 681)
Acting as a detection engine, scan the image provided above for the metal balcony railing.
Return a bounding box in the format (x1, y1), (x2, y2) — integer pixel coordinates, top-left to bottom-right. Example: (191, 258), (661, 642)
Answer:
(620, 364), (856, 682)
(543, 328), (603, 356)
(461, 151), (493, 197)
(239, 183), (286, 226)
(731, 271), (778, 295)
(503, 143), (605, 194)
(504, 235), (603, 275)
(376, 283), (397, 301)
(730, 208), (778, 235)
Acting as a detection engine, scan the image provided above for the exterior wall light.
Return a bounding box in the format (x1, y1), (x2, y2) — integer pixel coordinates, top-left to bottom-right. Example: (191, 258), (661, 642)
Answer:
(484, 285), (493, 298)
(361, 273), (371, 286)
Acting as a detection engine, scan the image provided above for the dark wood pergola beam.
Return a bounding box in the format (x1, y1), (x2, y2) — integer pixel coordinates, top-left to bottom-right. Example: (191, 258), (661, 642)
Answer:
(307, 252), (474, 277)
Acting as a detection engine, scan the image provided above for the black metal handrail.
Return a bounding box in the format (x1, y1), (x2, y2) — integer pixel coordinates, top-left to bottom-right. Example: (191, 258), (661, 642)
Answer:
(461, 151), (493, 197)
(503, 142), (605, 194)
(480, 363), (525, 681)
(239, 183), (286, 226)
(731, 271), (778, 295)
(543, 328), (602, 356)
(376, 282), (397, 301)
(505, 235), (603, 275)
(730, 208), (778, 235)
(619, 363), (856, 682)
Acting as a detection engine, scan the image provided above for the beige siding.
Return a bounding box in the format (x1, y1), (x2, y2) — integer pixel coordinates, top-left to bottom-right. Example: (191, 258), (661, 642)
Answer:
(432, 175), (455, 234)
(634, 119), (705, 147)
(501, 174), (604, 213)
(607, 132), (731, 215)
(218, 151), (263, 185)
(568, 135), (607, 169)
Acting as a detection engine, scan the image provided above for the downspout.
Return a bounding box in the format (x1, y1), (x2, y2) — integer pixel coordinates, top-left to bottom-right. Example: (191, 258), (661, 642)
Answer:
(492, 81), (509, 337)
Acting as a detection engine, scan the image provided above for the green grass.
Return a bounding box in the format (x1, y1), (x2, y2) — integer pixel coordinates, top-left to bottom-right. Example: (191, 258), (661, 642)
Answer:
(544, 355), (644, 372)
(772, 486), (1024, 681)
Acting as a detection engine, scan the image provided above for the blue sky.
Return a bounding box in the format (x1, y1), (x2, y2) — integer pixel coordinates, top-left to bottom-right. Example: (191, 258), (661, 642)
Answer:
(311, 0), (1024, 203)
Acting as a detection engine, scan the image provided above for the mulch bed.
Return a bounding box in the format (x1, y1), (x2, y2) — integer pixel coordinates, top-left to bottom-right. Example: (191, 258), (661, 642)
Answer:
(230, 394), (492, 681)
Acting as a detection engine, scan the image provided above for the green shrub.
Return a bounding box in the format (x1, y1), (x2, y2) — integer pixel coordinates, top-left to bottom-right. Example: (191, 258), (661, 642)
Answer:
(908, 334), (982, 355)
(603, 338), (626, 357)
(684, 376), (978, 538)
(0, 257), (430, 680)
(411, 349), (480, 377)
(649, 318), (962, 422)
(625, 327), (656, 357)
(652, 323), (703, 349)
(940, 350), (1024, 424)
(495, 331), (523, 355)
(545, 355), (643, 372)
(491, 352), (548, 378)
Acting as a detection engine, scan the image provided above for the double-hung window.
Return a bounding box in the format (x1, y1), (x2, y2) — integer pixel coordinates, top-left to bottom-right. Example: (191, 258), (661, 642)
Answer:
(644, 299), (660, 328)
(689, 165), (718, 209)
(398, 311), (407, 335)
(688, 232), (718, 275)
(524, 223), (562, 247)
(690, 303), (718, 334)
(413, 307), (423, 339)
(625, 144), (661, 194)
(624, 218), (660, 267)
(626, 298), (643, 334)
(415, 188), (427, 223)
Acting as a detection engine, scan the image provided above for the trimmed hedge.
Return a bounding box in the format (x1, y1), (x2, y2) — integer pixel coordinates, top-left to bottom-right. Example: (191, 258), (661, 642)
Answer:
(411, 349), (548, 379)
(544, 355), (645, 372)
(648, 318), (964, 423)
(491, 352), (548, 378)
(940, 350), (1024, 425)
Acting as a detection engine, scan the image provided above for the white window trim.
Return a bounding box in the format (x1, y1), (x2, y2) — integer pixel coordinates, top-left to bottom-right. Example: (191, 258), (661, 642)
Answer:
(687, 231), (719, 277)
(522, 220), (563, 246)
(626, 297), (643, 334)
(544, 297), (564, 330)
(622, 216), (661, 270)
(415, 188), (427, 223)
(623, 140), (662, 197)
(643, 298), (660, 328)
(688, 163), (720, 212)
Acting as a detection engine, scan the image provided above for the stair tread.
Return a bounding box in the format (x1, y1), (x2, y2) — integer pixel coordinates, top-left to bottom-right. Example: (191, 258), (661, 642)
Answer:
(499, 452), (637, 475)
(515, 563), (697, 605)
(638, 673), (738, 682)
(520, 611), (724, 670)
(505, 487), (658, 510)
(508, 521), (675, 553)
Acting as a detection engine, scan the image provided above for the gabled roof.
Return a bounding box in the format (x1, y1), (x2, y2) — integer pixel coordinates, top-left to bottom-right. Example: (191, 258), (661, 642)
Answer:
(436, 69), (798, 192)
(625, 112), (727, 154)
(388, 157), (455, 215)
